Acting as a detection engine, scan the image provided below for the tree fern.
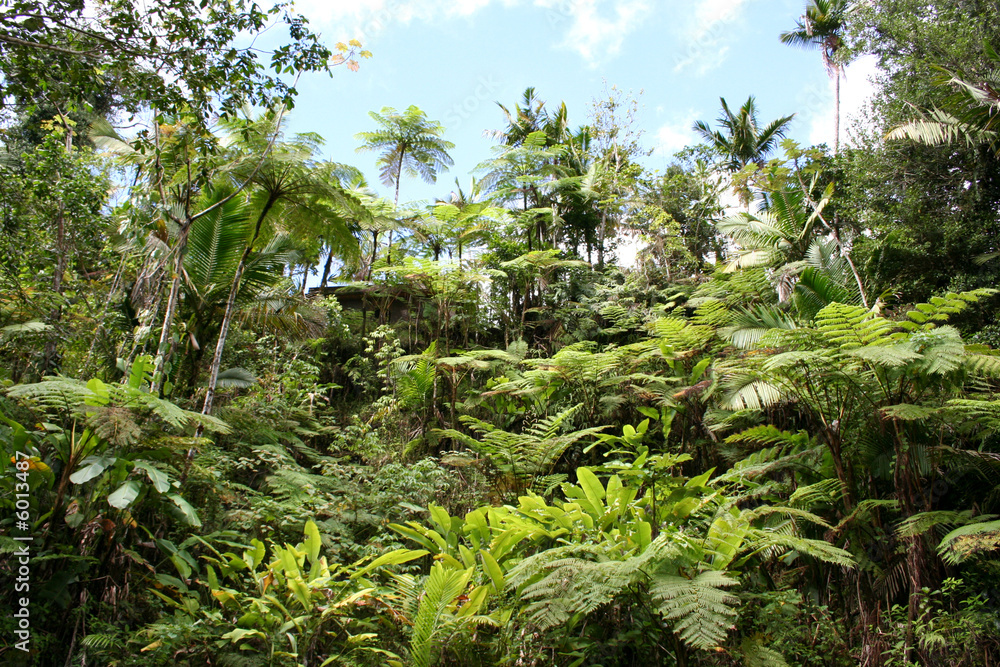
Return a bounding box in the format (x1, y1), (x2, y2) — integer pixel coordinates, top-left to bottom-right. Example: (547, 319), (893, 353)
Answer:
(434, 404), (605, 487)
(897, 288), (997, 331)
(6, 375), (230, 434)
(720, 304), (798, 350)
(814, 302), (896, 350)
(509, 533), (743, 650)
(740, 635), (790, 667)
(650, 569), (740, 649)
(690, 298), (733, 328)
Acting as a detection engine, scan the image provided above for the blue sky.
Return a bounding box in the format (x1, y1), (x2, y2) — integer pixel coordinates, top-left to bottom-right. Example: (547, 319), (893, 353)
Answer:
(281, 0), (875, 206)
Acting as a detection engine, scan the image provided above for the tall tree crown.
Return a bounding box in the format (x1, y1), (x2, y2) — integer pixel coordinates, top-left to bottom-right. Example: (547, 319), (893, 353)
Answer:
(355, 105), (455, 199)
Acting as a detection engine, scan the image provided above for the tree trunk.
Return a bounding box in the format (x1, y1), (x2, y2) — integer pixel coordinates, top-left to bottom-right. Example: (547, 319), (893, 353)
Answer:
(597, 211), (607, 268)
(201, 197), (277, 417)
(320, 248), (335, 288)
(834, 68), (841, 156)
(367, 230), (379, 280)
(386, 151), (405, 267)
(41, 119), (73, 375)
(151, 227), (189, 394)
(41, 205), (67, 375)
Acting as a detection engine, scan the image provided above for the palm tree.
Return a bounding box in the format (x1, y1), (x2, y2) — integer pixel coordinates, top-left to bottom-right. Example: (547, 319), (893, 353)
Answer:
(694, 97), (795, 173)
(490, 87), (550, 147)
(780, 0), (848, 155)
(693, 96), (795, 204)
(355, 105), (455, 270)
(201, 116), (359, 418)
(177, 188), (317, 390)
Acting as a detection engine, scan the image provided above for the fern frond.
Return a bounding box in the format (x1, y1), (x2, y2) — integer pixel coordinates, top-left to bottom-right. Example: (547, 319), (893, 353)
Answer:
(409, 564), (474, 667)
(649, 570), (739, 650)
(900, 289), (998, 331)
(740, 634), (790, 667)
(895, 510), (981, 539)
(815, 302), (896, 350)
(745, 531), (855, 567)
(937, 517), (1000, 564)
(788, 479), (844, 509)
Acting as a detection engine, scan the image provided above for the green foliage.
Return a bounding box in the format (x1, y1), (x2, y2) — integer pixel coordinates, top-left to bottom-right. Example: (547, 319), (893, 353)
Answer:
(435, 405), (606, 493)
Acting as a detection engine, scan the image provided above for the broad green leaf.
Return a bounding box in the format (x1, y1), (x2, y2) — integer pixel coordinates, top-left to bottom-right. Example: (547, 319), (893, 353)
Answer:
(388, 523), (441, 552)
(85, 378), (110, 406)
(70, 455), (116, 484)
(351, 548), (429, 579)
(686, 468), (715, 489)
(108, 480), (141, 509)
(480, 550), (504, 593)
(455, 584), (490, 617)
(167, 494), (202, 527)
(222, 628), (266, 643)
(575, 467), (606, 513)
(304, 520), (321, 564)
(134, 460), (170, 492)
(287, 578), (313, 611)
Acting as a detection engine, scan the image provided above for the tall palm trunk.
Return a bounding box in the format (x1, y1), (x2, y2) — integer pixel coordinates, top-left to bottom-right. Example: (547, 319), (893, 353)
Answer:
(201, 197), (278, 417)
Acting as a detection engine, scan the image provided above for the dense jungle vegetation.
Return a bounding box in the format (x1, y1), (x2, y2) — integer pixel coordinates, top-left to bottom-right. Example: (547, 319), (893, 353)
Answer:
(1, 1), (1000, 665)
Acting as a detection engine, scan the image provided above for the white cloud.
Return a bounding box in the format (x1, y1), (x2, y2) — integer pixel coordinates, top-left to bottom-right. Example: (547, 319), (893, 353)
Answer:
(672, 0), (749, 75)
(804, 55), (878, 149)
(291, 0), (650, 64)
(654, 111), (699, 157)
(536, 0), (652, 64)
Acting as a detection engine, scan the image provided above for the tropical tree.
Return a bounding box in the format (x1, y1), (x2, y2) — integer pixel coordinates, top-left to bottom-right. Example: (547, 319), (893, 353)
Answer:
(355, 105), (455, 268)
(175, 189), (318, 390)
(693, 96), (795, 204)
(885, 52), (1000, 154)
(781, 0), (849, 154)
(200, 117), (360, 418)
(718, 289), (1000, 662)
(0, 0), (367, 126)
(490, 87), (567, 147)
(476, 131), (565, 252)
(433, 178), (506, 263)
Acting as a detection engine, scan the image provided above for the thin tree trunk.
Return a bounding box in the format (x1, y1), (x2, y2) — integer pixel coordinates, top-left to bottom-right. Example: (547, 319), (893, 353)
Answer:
(523, 187), (532, 252)
(151, 98), (294, 395)
(41, 111), (73, 375)
(41, 205), (66, 375)
(151, 230), (188, 394)
(367, 230), (379, 280)
(201, 197), (277, 417)
(320, 249), (335, 288)
(387, 150), (404, 266)
(834, 68), (841, 157)
(597, 211), (607, 268)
